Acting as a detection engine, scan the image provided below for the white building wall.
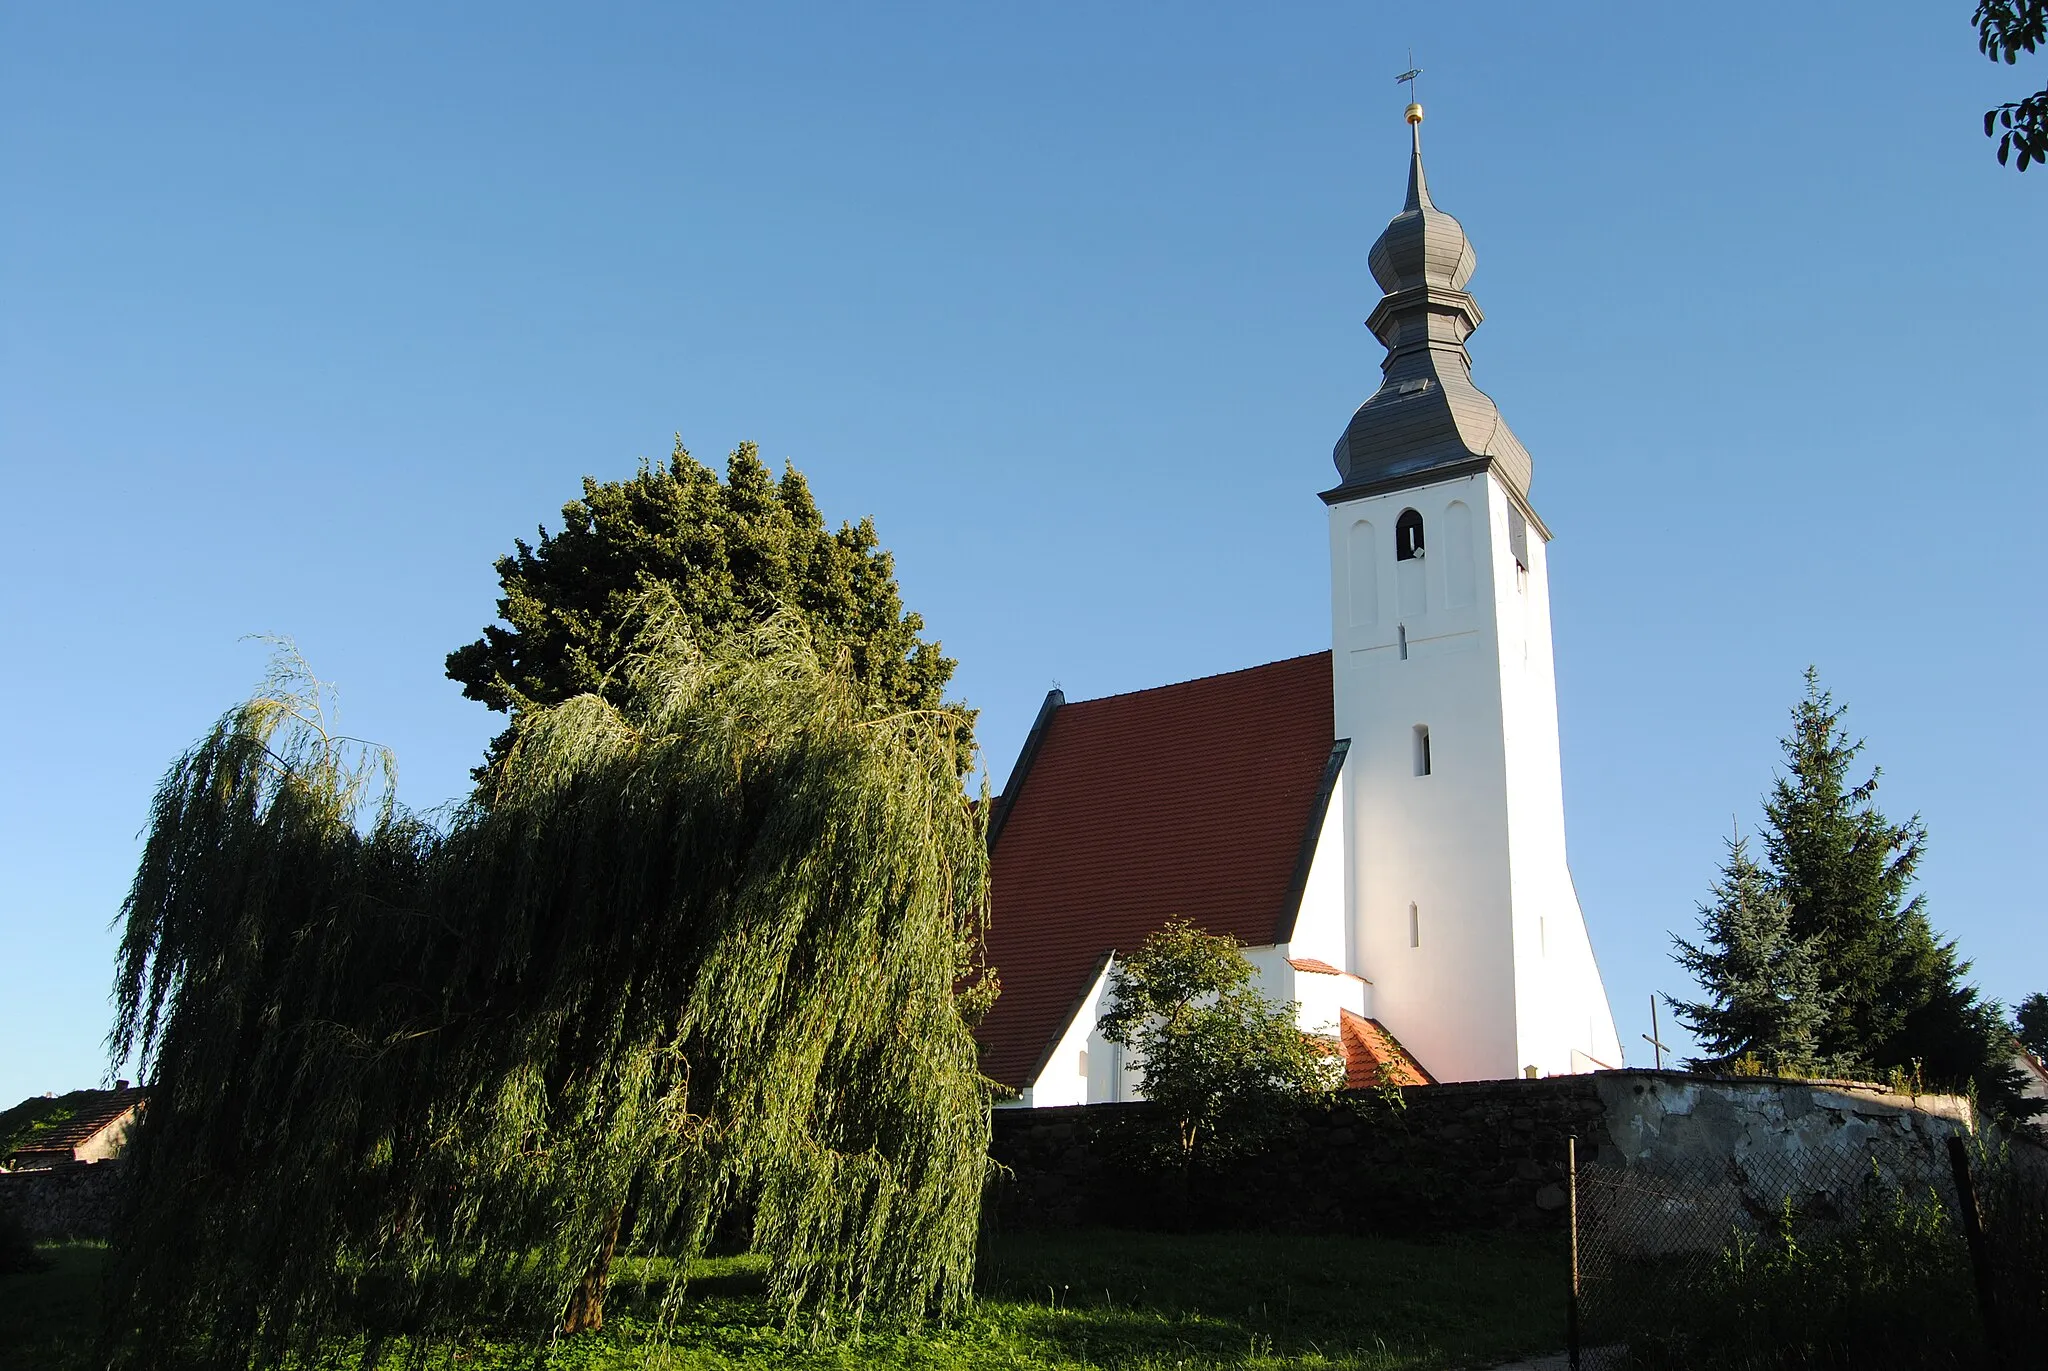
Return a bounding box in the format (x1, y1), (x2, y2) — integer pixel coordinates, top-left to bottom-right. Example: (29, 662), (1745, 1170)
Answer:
(1001, 955), (1123, 1109)
(1327, 469), (1619, 1082)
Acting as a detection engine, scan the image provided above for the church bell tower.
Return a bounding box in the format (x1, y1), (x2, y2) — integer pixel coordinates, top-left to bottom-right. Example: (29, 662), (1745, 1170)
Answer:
(1325, 102), (1622, 1081)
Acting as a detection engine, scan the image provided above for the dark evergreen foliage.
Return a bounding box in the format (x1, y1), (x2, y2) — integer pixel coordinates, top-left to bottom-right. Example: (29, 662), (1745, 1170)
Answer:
(103, 622), (992, 1369)
(446, 441), (971, 778)
(1668, 835), (1832, 1073)
(2017, 992), (2048, 1059)
(1672, 670), (2031, 1118)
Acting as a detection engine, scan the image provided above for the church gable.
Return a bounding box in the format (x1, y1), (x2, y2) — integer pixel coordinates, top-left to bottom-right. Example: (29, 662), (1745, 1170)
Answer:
(976, 652), (1341, 1091)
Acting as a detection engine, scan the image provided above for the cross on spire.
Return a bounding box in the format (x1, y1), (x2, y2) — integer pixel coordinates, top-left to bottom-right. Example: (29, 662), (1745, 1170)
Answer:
(1395, 54), (1422, 99)
(1396, 51), (1424, 126)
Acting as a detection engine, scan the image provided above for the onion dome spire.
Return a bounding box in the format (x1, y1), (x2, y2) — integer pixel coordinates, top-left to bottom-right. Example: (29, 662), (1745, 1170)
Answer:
(1325, 103), (1533, 505)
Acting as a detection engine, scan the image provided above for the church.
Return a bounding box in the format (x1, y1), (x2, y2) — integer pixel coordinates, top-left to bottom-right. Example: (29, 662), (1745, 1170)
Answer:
(975, 103), (1625, 1105)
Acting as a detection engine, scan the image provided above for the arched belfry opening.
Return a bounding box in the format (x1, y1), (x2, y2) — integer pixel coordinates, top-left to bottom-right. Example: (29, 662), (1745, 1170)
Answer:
(1395, 508), (1425, 561)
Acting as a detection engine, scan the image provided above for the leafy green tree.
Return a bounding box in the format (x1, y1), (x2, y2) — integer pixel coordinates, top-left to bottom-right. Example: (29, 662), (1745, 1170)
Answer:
(1098, 920), (1340, 1169)
(446, 440), (971, 779)
(2017, 992), (2048, 1059)
(103, 623), (992, 1369)
(1668, 834), (1833, 1073)
(1976, 1), (2048, 170)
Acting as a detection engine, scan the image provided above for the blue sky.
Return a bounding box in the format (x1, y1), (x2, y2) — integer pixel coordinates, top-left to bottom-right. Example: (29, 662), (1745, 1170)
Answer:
(2, 3), (2041, 1105)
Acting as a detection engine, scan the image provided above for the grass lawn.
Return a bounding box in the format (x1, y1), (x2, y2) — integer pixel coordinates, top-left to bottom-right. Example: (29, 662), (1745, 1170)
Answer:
(2, 1230), (1565, 1370)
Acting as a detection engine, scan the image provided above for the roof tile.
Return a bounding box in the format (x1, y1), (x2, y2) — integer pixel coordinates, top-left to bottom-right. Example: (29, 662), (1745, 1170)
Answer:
(977, 653), (1336, 1089)
(1339, 1010), (1433, 1088)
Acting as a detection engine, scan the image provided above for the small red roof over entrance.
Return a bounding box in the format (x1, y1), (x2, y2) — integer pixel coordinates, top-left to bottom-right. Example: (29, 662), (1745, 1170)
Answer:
(977, 652), (1340, 1090)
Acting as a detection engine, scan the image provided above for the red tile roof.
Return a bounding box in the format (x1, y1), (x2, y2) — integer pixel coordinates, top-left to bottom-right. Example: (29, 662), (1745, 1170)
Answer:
(977, 652), (1340, 1089)
(1287, 957), (1348, 978)
(1339, 1010), (1434, 1088)
(3, 1086), (145, 1161)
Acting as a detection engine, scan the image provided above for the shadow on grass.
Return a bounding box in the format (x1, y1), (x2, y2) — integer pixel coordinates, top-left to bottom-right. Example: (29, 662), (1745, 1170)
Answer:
(1, 1230), (1567, 1370)
(976, 1229), (1565, 1369)
(0, 1242), (104, 1371)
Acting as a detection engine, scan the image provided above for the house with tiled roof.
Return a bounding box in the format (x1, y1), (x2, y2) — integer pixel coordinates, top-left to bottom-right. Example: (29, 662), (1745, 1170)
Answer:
(2015, 1040), (2048, 1104)
(977, 103), (1623, 1105)
(2, 1084), (145, 1170)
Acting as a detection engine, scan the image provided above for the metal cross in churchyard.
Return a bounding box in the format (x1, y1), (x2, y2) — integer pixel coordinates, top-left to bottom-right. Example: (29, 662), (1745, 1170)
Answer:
(1643, 994), (1670, 1071)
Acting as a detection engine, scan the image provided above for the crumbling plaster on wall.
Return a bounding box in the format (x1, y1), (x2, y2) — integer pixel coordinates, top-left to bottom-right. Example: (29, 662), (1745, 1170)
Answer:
(1594, 1070), (1972, 1174)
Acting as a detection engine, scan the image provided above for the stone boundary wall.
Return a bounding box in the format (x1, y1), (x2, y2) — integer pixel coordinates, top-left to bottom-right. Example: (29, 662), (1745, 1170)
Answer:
(987, 1071), (1976, 1237)
(989, 1075), (1612, 1235)
(1594, 1071), (1973, 1179)
(0, 1160), (127, 1240)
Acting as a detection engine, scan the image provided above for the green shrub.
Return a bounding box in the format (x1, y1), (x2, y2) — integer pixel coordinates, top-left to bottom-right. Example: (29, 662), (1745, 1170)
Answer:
(1618, 1171), (1984, 1369)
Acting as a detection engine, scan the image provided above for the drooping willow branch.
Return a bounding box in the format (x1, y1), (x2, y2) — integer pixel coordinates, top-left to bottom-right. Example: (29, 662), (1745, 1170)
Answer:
(103, 614), (993, 1370)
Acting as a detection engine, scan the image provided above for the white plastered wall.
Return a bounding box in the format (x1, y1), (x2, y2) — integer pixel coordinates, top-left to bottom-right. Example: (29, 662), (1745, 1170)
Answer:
(1327, 469), (1619, 1082)
(1003, 956), (1141, 1109)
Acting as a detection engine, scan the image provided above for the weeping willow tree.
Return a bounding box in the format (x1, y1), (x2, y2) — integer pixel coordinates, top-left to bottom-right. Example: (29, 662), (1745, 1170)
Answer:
(104, 613), (994, 1370)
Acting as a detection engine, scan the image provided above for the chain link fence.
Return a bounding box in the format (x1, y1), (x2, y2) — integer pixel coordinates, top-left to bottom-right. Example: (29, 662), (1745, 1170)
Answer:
(1567, 1129), (2048, 1370)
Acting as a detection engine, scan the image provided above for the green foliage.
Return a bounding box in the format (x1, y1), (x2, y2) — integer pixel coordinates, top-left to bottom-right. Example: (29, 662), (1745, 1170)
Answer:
(445, 441), (971, 779)
(103, 620), (992, 1369)
(2016, 992), (2048, 1059)
(0, 1093), (96, 1159)
(1976, 0), (2048, 170)
(1621, 1179), (1983, 1368)
(1674, 670), (2030, 1118)
(1669, 835), (1833, 1074)
(1097, 921), (1341, 1167)
(1600, 1139), (2048, 1367)
(6, 1232), (1570, 1371)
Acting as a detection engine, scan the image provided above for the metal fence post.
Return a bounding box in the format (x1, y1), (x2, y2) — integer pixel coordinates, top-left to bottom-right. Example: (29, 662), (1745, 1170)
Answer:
(1568, 1133), (1581, 1371)
(1945, 1132), (2001, 1358)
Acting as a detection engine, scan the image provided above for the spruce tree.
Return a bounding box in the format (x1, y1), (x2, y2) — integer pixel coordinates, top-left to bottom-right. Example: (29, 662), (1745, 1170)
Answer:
(1761, 669), (1931, 1067)
(1676, 669), (2028, 1115)
(1667, 835), (1831, 1072)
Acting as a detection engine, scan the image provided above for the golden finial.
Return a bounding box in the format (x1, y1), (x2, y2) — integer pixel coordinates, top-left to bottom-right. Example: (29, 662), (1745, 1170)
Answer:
(1396, 53), (1424, 125)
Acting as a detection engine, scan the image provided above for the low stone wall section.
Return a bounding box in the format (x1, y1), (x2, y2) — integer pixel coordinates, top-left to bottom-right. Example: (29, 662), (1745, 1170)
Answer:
(987, 1071), (1976, 1237)
(0, 1160), (127, 1240)
(990, 1075), (1612, 1235)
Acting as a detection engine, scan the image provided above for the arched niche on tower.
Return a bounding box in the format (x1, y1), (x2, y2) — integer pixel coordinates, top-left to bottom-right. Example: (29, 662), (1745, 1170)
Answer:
(1346, 518), (1379, 628)
(1395, 508), (1427, 618)
(1442, 500), (1475, 609)
(1395, 508), (1425, 561)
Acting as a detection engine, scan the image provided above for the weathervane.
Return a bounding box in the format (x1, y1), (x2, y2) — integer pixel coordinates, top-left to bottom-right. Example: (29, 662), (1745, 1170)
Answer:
(1396, 50), (1424, 125)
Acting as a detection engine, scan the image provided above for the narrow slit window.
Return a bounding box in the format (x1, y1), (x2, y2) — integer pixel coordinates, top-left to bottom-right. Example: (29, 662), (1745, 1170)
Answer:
(1078, 1049), (1089, 1078)
(1395, 508), (1426, 561)
(1398, 624), (1409, 660)
(1413, 725), (1432, 776)
(1409, 902), (1420, 948)
(1508, 507), (1529, 573)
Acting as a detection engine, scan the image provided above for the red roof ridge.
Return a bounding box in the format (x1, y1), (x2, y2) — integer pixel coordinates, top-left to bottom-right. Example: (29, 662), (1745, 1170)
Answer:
(1287, 957), (1369, 982)
(1338, 1009), (1434, 1089)
(1059, 650), (1331, 711)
